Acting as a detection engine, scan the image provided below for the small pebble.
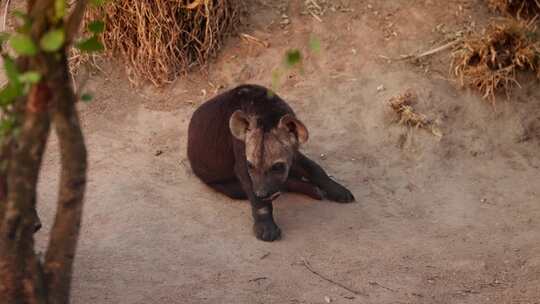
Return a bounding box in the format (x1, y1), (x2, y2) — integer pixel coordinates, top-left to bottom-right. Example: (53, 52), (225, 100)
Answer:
(324, 296), (332, 303)
(377, 84), (385, 92)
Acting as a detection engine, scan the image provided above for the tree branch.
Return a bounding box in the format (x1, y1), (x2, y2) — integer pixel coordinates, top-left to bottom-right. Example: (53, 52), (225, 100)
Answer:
(66, 0), (88, 46)
(29, 0), (54, 18)
(43, 54), (87, 304)
(0, 137), (12, 223)
(28, 0), (54, 41)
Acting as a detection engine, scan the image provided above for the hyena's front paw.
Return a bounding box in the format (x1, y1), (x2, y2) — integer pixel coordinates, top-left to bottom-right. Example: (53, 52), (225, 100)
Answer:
(323, 182), (355, 203)
(253, 220), (282, 242)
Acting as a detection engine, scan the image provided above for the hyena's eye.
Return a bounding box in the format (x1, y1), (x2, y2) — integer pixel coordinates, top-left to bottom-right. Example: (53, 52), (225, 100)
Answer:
(270, 162), (286, 174)
(247, 161), (255, 170)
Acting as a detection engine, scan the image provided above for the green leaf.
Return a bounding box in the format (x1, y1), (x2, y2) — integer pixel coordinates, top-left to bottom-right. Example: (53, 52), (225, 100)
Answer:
(284, 49), (302, 68)
(0, 85), (20, 106)
(80, 93), (93, 102)
(0, 116), (17, 137)
(90, 0), (106, 7)
(3, 56), (21, 86)
(0, 32), (10, 45)
(55, 0), (66, 20)
(271, 68), (282, 93)
(76, 35), (104, 53)
(9, 34), (37, 56)
(266, 88), (275, 98)
(2, 56), (23, 102)
(309, 36), (321, 53)
(88, 20), (105, 34)
(40, 28), (65, 52)
(18, 71), (42, 84)
(12, 10), (27, 21)
(12, 10), (31, 33)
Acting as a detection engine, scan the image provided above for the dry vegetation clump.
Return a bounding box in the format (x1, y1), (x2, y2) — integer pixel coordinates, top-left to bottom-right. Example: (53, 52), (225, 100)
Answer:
(487, 0), (540, 19)
(388, 90), (442, 138)
(85, 0), (243, 86)
(451, 19), (540, 102)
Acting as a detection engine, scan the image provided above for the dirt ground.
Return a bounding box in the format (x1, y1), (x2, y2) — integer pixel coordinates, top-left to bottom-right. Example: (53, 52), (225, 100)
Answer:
(29, 0), (540, 303)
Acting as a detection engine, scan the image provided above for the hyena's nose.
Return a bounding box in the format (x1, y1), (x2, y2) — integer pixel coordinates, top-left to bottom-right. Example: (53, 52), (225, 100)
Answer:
(255, 189), (267, 198)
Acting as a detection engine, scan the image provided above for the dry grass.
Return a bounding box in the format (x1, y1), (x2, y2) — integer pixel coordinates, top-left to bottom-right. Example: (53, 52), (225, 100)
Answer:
(83, 0), (243, 86)
(388, 90), (442, 137)
(488, 0), (540, 19)
(451, 18), (540, 102)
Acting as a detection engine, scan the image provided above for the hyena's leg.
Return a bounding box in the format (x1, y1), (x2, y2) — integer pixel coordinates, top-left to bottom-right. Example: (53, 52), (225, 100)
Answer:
(208, 179), (247, 200)
(285, 178), (324, 200)
(292, 152), (355, 203)
(234, 162), (281, 242)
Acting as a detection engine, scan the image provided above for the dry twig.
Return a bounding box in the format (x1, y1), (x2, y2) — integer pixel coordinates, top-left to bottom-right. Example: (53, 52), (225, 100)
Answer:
(368, 281), (397, 292)
(400, 39), (462, 61)
(300, 258), (369, 297)
(240, 33), (270, 48)
(2, 0), (10, 31)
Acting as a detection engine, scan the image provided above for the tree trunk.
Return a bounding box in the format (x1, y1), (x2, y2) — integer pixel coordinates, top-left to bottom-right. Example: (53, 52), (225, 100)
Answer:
(0, 83), (51, 303)
(0, 1), (88, 303)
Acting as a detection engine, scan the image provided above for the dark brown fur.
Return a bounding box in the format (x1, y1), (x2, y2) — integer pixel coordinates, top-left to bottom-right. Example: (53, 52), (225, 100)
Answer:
(187, 84), (355, 241)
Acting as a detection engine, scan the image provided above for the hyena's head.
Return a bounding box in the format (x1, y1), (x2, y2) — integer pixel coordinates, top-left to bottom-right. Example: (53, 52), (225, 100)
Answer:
(229, 110), (308, 201)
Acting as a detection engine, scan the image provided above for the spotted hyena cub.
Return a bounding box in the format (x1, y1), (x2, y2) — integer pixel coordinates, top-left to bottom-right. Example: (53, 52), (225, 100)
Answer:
(187, 84), (354, 241)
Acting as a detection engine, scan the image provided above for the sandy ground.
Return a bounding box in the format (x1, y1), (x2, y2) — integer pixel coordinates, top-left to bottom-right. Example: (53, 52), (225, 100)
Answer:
(28, 0), (540, 303)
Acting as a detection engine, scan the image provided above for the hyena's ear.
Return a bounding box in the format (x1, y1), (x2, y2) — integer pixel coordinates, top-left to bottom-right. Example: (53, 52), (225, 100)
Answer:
(229, 110), (250, 141)
(278, 114), (309, 144)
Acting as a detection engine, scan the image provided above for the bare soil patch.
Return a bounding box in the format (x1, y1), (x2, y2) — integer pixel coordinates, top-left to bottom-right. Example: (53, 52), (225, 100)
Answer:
(29, 1), (540, 303)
